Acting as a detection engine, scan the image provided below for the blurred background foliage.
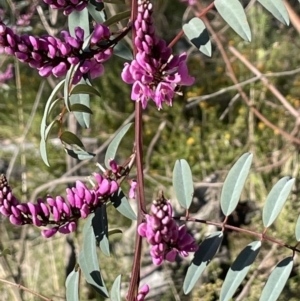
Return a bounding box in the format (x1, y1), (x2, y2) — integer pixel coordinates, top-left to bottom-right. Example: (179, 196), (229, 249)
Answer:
(1, 0), (300, 300)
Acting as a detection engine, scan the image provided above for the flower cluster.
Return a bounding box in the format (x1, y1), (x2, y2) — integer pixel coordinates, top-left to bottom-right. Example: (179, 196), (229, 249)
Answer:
(121, 0), (195, 110)
(0, 64), (13, 85)
(43, 0), (103, 16)
(138, 195), (198, 265)
(0, 22), (113, 84)
(135, 284), (149, 301)
(0, 173), (118, 238)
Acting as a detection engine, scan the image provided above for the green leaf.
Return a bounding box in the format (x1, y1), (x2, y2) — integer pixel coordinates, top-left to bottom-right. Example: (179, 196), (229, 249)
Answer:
(40, 139), (50, 167)
(110, 275), (122, 301)
(87, 0), (106, 23)
(183, 18), (211, 57)
(66, 270), (80, 301)
(262, 177), (295, 228)
(220, 241), (261, 301)
(172, 159), (194, 210)
(68, 8), (90, 40)
(92, 206), (110, 256)
(70, 84), (101, 98)
(214, 0), (251, 42)
(257, 0), (289, 25)
(108, 228), (123, 236)
(60, 131), (84, 148)
(0, 248), (11, 256)
(104, 123), (132, 168)
(79, 215), (109, 297)
(70, 93), (91, 128)
(295, 215), (300, 241)
(65, 148), (95, 161)
(103, 10), (131, 27)
(220, 153), (253, 216)
(70, 103), (93, 114)
(259, 257), (293, 301)
(113, 40), (133, 60)
(183, 231), (223, 294)
(110, 188), (137, 220)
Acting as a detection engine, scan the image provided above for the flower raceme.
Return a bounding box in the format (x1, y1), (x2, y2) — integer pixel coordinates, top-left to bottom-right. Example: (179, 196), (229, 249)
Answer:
(0, 22), (113, 84)
(0, 173), (119, 238)
(43, 0), (103, 16)
(138, 195), (198, 265)
(121, 0), (195, 110)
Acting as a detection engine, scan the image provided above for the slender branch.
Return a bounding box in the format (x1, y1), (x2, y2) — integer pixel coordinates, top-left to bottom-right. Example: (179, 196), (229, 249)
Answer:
(0, 278), (53, 301)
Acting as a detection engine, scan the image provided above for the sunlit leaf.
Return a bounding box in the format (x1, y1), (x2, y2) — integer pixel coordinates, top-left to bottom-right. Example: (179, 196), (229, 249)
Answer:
(92, 206), (110, 256)
(220, 241), (261, 301)
(79, 215), (109, 297)
(220, 153), (253, 216)
(257, 0), (289, 25)
(66, 270), (79, 301)
(70, 103), (93, 114)
(214, 0), (251, 41)
(70, 84), (101, 98)
(110, 275), (122, 301)
(104, 123), (132, 168)
(262, 177), (295, 227)
(0, 248), (11, 256)
(183, 231), (223, 294)
(110, 188), (137, 220)
(259, 257), (293, 301)
(172, 159), (194, 209)
(183, 17), (211, 57)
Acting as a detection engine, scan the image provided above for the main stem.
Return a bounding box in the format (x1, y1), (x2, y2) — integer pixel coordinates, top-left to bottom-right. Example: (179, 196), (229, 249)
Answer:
(127, 0), (146, 300)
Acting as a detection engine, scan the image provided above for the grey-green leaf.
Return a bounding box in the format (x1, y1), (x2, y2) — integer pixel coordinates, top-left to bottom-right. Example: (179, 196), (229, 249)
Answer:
(263, 176), (295, 228)
(110, 275), (122, 301)
(68, 8), (90, 40)
(79, 215), (109, 297)
(220, 153), (253, 216)
(65, 148), (95, 161)
(182, 17), (211, 57)
(66, 270), (80, 301)
(70, 84), (101, 98)
(214, 0), (251, 41)
(110, 188), (137, 220)
(87, 1), (106, 23)
(257, 0), (289, 25)
(259, 257), (293, 301)
(295, 215), (300, 241)
(220, 241), (261, 301)
(104, 10), (130, 26)
(172, 159), (194, 210)
(113, 40), (133, 60)
(70, 93), (91, 128)
(70, 103), (93, 114)
(183, 231), (223, 294)
(92, 206), (110, 256)
(104, 123), (132, 168)
(60, 131), (84, 148)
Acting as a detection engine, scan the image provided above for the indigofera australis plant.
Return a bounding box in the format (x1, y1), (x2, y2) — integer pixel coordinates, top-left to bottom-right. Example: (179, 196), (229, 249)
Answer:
(0, 0), (300, 300)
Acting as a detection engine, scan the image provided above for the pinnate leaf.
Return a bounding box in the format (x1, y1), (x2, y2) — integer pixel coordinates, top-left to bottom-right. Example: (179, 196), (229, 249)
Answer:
(257, 0), (289, 25)
(183, 231), (223, 294)
(66, 270), (80, 301)
(262, 176), (295, 228)
(110, 275), (122, 301)
(183, 18), (211, 57)
(172, 159), (194, 210)
(259, 257), (293, 301)
(214, 0), (251, 41)
(220, 153), (253, 216)
(110, 189), (137, 220)
(104, 123), (132, 168)
(220, 241), (261, 301)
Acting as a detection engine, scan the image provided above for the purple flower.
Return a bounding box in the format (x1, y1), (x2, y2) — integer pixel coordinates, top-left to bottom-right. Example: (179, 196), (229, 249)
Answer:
(138, 195), (198, 265)
(121, 0), (194, 110)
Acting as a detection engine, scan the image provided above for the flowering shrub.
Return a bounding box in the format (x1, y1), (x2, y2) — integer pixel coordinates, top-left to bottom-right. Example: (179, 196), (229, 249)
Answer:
(0, 0), (299, 300)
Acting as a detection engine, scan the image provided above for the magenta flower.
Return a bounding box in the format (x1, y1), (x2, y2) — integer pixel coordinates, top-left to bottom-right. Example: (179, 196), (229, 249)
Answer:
(0, 172), (119, 238)
(135, 284), (149, 301)
(181, 0), (197, 5)
(121, 0), (194, 110)
(138, 196), (198, 265)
